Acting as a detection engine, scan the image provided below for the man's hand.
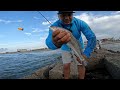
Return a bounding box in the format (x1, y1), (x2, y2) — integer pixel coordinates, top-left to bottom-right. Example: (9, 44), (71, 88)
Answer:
(82, 54), (97, 63)
(52, 29), (71, 48)
(82, 54), (89, 62)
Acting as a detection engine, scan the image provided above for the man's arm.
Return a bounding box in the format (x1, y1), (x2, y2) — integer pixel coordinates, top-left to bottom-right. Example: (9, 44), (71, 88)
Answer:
(46, 27), (71, 50)
(81, 21), (96, 58)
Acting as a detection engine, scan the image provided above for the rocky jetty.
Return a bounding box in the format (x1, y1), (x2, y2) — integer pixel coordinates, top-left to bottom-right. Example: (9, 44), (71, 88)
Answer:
(23, 48), (120, 79)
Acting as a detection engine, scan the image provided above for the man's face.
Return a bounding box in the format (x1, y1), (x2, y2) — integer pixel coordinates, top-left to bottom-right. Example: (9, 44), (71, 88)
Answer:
(58, 13), (73, 25)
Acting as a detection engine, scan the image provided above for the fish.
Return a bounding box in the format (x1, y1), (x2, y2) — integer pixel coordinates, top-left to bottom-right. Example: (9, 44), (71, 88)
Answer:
(49, 26), (88, 66)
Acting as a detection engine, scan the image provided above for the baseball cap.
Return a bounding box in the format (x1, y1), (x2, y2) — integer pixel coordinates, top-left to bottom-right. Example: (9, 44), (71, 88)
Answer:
(58, 11), (75, 14)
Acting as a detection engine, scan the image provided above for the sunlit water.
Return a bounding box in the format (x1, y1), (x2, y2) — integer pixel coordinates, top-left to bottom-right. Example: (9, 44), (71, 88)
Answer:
(0, 49), (62, 79)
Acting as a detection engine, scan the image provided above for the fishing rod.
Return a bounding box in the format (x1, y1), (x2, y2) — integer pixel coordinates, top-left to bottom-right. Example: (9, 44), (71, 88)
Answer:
(37, 11), (52, 25)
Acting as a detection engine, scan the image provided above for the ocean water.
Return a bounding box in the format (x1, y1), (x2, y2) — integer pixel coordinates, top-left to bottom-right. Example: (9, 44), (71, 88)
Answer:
(0, 49), (62, 79)
(101, 43), (120, 52)
(0, 43), (119, 79)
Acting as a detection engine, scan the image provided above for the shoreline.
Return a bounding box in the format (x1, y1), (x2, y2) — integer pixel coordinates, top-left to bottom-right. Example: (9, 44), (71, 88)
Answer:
(23, 48), (120, 79)
(0, 48), (51, 54)
(0, 41), (120, 54)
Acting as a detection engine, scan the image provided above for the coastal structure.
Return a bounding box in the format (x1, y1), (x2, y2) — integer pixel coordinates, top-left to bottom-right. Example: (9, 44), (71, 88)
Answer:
(17, 49), (28, 52)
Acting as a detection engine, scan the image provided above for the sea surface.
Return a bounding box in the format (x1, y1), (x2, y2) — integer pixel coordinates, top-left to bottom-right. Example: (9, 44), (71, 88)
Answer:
(0, 49), (62, 79)
(0, 43), (119, 79)
(101, 43), (120, 52)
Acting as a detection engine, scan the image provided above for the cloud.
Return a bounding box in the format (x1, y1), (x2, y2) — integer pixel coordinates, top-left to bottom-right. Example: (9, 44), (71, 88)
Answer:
(42, 21), (50, 25)
(24, 33), (31, 36)
(33, 16), (40, 20)
(39, 34), (47, 41)
(0, 19), (23, 24)
(32, 28), (41, 33)
(42, 18), (58, 26)
(75, 12), (94, 25)
(74, 11), (120, 39)
(111, 11), (120, 15)
(32, 28), (49, 34)
(32, 28), (47, 32)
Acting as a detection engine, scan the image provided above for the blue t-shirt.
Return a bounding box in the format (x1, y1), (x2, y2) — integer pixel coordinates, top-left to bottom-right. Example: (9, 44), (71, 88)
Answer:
(46, 17), (96, 58)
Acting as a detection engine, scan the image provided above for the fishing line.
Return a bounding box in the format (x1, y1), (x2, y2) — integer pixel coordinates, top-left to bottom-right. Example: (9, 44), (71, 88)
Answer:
(37, 11), (52, 25)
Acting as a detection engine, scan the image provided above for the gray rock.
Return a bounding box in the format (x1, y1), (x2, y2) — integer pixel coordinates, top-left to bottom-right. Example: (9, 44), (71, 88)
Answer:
(22, 63), (56, 79)
(105, 53), (120, 79)
(49, 60), (79, 79)
(23, 49), (120, 79)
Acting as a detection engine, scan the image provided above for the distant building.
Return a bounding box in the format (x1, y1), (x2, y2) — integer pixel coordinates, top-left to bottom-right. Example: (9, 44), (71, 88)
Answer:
(17, 49), (28, 52)
(0, 48), (8, 52)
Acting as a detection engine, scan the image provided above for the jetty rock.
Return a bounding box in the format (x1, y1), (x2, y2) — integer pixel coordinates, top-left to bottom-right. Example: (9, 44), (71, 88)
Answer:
(23, 49), (120, 79)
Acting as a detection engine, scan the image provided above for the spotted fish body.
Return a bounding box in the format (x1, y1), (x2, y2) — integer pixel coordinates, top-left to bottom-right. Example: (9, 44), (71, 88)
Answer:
(49, 26), (87, 66)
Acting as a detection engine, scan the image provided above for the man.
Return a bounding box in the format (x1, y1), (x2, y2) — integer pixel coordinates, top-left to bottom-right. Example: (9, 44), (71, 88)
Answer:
(46, 11), (96, 79)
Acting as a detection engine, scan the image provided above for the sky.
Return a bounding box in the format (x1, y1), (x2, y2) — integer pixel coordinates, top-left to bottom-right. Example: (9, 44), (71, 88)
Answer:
(0, 11), (120, 52)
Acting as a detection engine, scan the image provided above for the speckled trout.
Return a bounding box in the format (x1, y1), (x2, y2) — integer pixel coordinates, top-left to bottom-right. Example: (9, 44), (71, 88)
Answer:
(50, 26), (87, 66)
